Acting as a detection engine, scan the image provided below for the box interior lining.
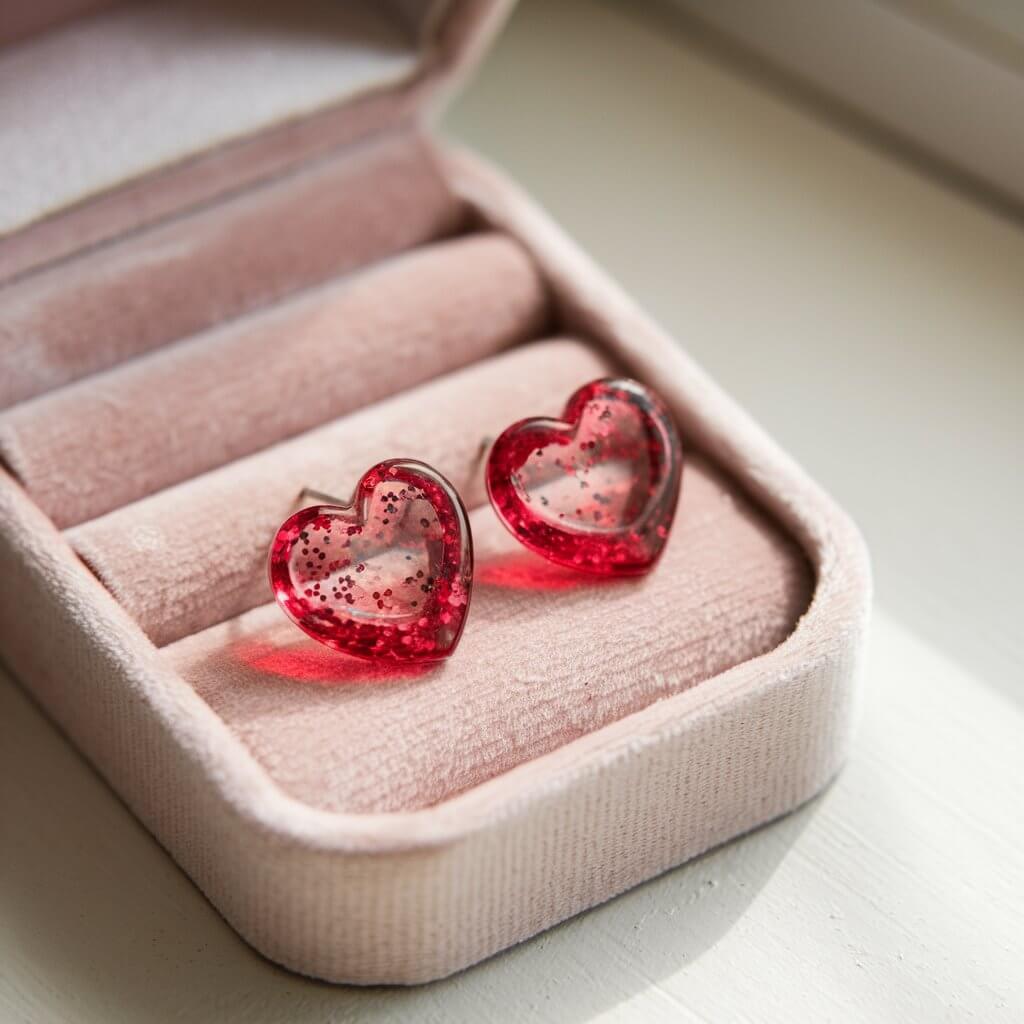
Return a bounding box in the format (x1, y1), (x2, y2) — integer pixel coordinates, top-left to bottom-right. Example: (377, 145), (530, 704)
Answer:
(0, 127), (814, 816)
(161, 454), (813, 815)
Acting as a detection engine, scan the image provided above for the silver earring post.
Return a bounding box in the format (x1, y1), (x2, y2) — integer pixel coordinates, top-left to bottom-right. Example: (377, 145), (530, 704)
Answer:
(299, 487), (346, 506)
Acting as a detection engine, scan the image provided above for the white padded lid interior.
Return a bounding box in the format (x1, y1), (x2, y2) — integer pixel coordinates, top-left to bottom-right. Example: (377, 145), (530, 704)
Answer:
(0, 0), (443, 236)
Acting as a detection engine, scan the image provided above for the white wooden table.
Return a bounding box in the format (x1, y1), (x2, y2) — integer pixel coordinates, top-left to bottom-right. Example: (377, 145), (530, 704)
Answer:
(2, 1), (1021, 1019)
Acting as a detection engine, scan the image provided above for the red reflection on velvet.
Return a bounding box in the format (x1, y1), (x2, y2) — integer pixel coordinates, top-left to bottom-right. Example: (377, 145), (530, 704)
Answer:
(268, 460), (472, 663)
(475, 550), (598, 592)
(486, 378), (683, 576)
(232, 639), (431, 687)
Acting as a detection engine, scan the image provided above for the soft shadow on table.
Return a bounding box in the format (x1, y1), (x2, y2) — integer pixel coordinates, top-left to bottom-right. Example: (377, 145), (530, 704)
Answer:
(0, 670), (820, 1023)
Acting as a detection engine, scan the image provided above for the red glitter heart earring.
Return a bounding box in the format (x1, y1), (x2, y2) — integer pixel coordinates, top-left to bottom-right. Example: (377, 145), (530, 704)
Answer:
(485, 378), (683, 576)
(268, 459), (473, 663)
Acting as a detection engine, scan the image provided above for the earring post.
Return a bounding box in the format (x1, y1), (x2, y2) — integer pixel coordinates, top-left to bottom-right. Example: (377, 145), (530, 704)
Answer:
(470, 436), (492, 474)
(299, 487), (347, 507)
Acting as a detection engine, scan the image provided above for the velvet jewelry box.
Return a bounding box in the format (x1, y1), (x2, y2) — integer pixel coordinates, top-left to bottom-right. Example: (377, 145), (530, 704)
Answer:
(0, 0), (871, 985)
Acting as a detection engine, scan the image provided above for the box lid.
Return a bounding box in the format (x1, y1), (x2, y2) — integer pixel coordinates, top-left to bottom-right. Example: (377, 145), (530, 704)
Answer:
(0, 0), (511, 279)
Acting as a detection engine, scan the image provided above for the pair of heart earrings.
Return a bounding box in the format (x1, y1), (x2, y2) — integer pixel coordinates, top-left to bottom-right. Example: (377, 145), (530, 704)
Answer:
(268, 377), (683, 664)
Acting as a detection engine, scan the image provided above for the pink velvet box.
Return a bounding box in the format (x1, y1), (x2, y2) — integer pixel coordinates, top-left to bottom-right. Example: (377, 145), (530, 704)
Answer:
(0, 0), (870, 985)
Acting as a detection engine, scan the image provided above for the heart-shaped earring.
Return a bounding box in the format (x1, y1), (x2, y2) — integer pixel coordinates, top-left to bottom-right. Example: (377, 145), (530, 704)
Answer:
(485, 378), (683, 576)
(268, 459), (473, 662)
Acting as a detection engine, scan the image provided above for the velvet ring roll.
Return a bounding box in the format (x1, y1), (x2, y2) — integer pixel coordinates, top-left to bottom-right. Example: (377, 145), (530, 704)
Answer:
(0, 233), (550, 528)
(164, 456), (814, 814)
(0, 132), (466, 408)
(67, 339), (613, 647)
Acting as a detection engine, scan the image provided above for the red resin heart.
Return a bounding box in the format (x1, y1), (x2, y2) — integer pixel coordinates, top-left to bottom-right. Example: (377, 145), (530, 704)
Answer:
(268, 460), (473, 663)
(486, 378), (683, 576)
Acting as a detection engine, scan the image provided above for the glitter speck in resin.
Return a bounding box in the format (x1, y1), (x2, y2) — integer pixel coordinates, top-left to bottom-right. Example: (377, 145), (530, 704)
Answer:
(485, 378), (683, 575)
(269, 460), (472, 663)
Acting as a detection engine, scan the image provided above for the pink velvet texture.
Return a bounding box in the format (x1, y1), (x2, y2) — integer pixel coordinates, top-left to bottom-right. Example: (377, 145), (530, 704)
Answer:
(0, 131), (465, 408)
(0, 233), (547, 526)
(68, 340), (607, 646)
(65, 328), (812, 814)
(2, 175), (812, 818)
(164, 450), (811, 813)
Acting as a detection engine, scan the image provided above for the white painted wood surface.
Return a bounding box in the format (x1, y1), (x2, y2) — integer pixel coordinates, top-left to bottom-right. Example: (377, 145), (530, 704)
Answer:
(2, 0), (1022, 1019)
